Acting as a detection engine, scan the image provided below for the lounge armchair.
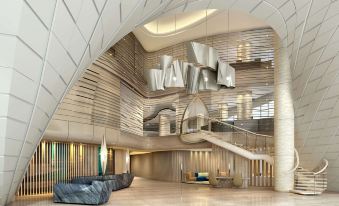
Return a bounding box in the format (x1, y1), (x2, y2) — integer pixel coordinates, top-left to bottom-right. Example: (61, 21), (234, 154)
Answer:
(233, 173), (243, 187)
(208, 172), (219, 187)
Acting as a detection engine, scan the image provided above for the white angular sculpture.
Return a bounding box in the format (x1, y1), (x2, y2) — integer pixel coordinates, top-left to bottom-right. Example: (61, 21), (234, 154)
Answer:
(186, 65), (201, 94)
(226, 65), (235, 88)
(180, 61), (192, 85)
(101, 135), (108, 175)
(217, 60), (235, 88)
(144, 67), (165, 91)
(186, 41), (218, 70)
(160, 55), (173, 70)
(164, 60), (185, 88)
(145, 44), (235, 93)
(199, 68), (220, 91)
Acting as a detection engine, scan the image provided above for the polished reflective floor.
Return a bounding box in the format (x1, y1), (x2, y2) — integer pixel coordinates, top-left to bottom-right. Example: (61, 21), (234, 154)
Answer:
(10, 177), (339, 206)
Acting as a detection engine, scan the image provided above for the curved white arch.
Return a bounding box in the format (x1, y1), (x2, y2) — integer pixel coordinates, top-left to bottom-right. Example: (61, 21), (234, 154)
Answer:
(2, 0), (339, 204)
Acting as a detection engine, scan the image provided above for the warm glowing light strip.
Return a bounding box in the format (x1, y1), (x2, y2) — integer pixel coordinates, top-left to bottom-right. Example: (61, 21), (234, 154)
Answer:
(16, 141), (116, 196)
(143, 9), (217, 35)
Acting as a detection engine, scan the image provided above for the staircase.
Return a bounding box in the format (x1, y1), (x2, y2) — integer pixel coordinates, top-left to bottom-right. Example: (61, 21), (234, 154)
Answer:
(180, 116), (274, 164)
(180, 116), (329, 195)
(291, 160), (328, 195)
(183, 131), (274, 164)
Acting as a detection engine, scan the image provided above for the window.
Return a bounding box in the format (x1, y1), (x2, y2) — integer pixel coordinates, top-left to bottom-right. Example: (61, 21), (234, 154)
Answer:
(252, 101), (274, 119)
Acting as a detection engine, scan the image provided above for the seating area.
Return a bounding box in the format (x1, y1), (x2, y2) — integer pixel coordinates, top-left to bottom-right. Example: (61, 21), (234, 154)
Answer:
(53, 173), (134, 205)
(185, 171), (249, 189)
(184, 172), (210, 184)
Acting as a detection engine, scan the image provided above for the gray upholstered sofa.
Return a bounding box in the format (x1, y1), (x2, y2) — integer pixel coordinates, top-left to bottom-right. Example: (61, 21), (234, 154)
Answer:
(71, 173), (134, 191)
(53, 173), (134, 205)
(53, 180), (112, 205)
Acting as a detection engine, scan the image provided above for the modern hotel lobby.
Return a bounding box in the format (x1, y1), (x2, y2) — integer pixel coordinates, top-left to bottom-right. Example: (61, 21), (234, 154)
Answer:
(2, 0), (339, 205)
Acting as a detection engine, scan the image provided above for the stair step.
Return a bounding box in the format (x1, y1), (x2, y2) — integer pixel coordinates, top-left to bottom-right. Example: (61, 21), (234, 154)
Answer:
(296, 172), (315, 175)
(295, 185), (327, 190)
(294, 188), (327, 192)
(293, 161), (328, 196)
(294, 177), (327, 182)
(291, 189), (323, 195)
(295, 181), (327, 185)
(295, 176), (327, 180)
(295, 175), (326, 178)
(295, 183), (328, 187)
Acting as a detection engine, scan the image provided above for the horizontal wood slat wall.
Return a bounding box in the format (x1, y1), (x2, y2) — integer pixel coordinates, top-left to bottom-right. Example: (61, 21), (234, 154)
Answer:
(53, 65), (121, 128)
(120, 84), (144, 136)
(50, 28), (275, 139)
(144, 28), (274, 70)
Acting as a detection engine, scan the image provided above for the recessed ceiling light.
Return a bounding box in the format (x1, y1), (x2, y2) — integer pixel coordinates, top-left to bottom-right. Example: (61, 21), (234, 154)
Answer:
(143, 9), (216, 35)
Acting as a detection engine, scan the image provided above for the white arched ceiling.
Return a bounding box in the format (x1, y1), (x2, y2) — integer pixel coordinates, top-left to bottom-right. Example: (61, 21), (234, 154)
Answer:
(134, 9), (269, 51)
(1, 0), (339, 204)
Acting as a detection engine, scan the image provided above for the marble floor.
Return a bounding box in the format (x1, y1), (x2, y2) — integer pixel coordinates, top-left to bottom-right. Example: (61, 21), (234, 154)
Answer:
(10, 177), (339, 206)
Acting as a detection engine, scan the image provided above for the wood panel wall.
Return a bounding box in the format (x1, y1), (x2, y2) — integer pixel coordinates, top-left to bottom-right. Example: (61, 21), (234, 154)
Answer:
(115, 149), (130, 174)
(16, 141), (101, 196)
(131, 146), (251, 183)
(131, 145), (273, 187)
(15, 141), (131, 196)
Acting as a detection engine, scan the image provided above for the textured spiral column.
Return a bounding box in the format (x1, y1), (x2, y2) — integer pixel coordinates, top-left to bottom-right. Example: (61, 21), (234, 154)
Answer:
(236, 91), (253, 120)
(159, 114), (171, 136)
(274, 42), (294, 192)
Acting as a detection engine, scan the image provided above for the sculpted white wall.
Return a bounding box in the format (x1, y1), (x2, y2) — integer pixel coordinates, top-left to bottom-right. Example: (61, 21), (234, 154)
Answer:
(2, 0), (339, 205)
(0, 0), (171, 204)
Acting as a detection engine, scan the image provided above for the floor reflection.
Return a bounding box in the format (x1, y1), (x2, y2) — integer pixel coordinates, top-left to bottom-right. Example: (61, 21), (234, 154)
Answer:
(10, 177), (339, 206)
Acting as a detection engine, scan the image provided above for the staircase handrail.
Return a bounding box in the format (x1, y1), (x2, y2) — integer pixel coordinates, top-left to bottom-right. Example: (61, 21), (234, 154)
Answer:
(206, 117), (273, 138)
(314, 159), (329, 175)
(287, 148), (300, 173)
(181, 115), (274, 149)
(181, 115), (273, 138)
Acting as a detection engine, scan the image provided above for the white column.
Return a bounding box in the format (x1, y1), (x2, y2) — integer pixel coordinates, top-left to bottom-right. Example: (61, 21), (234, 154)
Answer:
(159, 114), (171, 136)
(274, 42), (294, 191)
(236, 91), (252, 120)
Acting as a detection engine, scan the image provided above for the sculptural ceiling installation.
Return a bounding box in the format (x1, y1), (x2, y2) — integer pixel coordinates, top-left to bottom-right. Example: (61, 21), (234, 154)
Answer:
(144, 41), (235, 94)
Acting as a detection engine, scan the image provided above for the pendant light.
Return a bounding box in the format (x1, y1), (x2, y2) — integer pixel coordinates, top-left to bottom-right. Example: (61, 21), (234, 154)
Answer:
(100, 135), (107, 175)
(226, 9), (229, 66)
